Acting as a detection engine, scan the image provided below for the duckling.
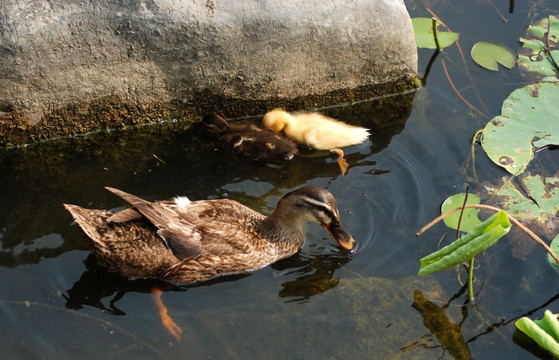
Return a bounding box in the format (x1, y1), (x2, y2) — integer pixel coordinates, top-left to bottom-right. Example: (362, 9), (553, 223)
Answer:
(202, 114), (298, 161)
(262, 109), (370, 174)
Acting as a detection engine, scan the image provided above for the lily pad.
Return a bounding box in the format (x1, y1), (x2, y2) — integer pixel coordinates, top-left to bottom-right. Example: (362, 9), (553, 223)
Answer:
(412, 17), (459, 49)
(548, 234), (559, 271)
(481, 82), (559, 175)
(441, 193), (482, 232)
(518, 15), (559, 79)
(476, 173), (559, 253)
(471, 41), (515, 71)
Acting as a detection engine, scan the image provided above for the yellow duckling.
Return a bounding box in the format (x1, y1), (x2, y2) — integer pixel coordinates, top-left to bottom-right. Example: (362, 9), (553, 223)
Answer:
(262, 109), (369, 174)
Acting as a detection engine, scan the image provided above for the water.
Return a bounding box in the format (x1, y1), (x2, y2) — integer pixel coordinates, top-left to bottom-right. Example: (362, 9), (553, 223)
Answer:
(2, 1), (559, 359)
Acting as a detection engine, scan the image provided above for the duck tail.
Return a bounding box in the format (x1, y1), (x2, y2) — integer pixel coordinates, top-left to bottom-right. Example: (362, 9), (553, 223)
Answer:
(63, 204), (107, 246)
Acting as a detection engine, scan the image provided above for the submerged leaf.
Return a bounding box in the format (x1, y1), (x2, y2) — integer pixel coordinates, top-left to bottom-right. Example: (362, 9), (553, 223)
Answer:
(471, 41), (516, 71)
(516, 310), (559, 358)
(481, 82), (559, 175)
(518, 15), (559, 79)
(412, 17), (459, 49)
(419, 211), (511, 276)
(441, 193), (482, 232)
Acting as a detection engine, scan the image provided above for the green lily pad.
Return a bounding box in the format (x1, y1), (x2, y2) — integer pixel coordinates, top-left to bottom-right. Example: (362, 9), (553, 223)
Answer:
(481, 82), (559, 175)
(471, 41), (515, 71)
(441, 193), (482, 232)
(412, 17), (459, 49)
(548, 234), (559, 271)
(518, 15), (559, 79)
(477, 173), (559, 237)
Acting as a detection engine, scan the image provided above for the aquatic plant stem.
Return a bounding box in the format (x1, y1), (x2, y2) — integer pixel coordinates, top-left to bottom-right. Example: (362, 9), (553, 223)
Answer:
(416, 204), (559, 264)
(470, 129), (484, 183)
(441, 59), (490, 120)
(425, 7), (490, 118)
(431, 18), (442, 51)
(468, 257), (475, 302)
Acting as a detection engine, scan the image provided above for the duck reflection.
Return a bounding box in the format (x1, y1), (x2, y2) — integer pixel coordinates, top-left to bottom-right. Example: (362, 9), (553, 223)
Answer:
(64, 249), (351, 314)
(271, 252), (351, 303)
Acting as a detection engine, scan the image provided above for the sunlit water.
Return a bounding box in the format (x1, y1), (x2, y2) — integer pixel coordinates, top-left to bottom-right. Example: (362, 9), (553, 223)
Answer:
(2, 2), (559, 359)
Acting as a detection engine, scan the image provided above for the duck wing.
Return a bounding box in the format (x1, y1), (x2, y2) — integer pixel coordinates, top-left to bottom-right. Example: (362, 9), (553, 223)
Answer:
(105, 187), (266, 259)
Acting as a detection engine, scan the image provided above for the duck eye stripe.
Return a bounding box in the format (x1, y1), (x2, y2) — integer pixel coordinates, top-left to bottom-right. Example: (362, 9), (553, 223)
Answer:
(299, 196), (335, 220)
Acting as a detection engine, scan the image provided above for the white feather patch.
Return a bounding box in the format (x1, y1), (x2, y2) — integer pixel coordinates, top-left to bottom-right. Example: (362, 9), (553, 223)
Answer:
(174, 196), (191, 208)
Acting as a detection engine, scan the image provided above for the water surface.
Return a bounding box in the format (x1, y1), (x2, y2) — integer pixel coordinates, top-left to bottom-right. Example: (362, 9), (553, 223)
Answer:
(1, 1), (559, 359)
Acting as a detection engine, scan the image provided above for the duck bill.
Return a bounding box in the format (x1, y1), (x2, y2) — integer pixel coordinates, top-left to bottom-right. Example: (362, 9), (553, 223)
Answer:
(322, 222), (356, 250)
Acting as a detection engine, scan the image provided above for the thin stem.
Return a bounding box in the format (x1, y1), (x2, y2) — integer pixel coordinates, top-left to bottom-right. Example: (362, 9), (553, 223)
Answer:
(416, 204), (559, 264)
(456, 187), (470, 239)
(431, 18), (442, 51)
(470, 129), (484, 183)
(468, 257), (475, 302)
(441, 59), (490, 120)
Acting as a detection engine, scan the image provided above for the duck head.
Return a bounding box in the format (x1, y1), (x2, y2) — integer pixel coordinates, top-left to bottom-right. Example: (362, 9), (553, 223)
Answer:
(201, 114), (230, 134)
(274, 186), (356, 250)
(262, 109), (293, 133)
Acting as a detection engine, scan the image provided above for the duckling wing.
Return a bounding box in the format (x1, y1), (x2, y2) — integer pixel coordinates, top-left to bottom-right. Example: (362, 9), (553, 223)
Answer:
(223, 125), (297, 160)
(291, 113), (369, 149)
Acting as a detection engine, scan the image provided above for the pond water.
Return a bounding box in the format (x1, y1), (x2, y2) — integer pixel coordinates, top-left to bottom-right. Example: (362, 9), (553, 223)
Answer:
(1, 1), (559, 359)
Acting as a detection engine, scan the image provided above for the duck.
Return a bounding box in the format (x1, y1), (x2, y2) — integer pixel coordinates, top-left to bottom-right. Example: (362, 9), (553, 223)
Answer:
(201, 113), (298, 161)
(262, 109), (370, 174)
(64, 186), (355, 284)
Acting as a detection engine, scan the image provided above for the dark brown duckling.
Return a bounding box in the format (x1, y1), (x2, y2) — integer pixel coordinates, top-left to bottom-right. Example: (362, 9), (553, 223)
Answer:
(202, 114), (298, 161)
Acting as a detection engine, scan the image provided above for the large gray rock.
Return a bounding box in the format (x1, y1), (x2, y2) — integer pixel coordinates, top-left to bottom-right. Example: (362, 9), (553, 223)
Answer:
(0, 0), (418, 146)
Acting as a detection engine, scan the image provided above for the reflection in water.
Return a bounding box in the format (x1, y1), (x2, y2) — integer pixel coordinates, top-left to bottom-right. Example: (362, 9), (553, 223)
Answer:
(272, 252), (351, 303)
(64, 248), (352, 314)
(409, 289), (472, 359)
(405, 287), (559, 359)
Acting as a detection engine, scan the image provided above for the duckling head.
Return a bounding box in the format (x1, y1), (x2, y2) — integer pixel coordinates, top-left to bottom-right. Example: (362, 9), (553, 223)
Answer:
(262, 109), (293, 133)
(201, 114), (230, 134)
(275, 186), (356, 250)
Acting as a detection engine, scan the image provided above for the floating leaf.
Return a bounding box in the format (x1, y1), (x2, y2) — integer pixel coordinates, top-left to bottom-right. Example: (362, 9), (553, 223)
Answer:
(481, 82), (559, 175)
(516, 310), (559, 358)
(412, 17), (459, 49)
(471, 41), (515, 71)
(518, 15), (559, 79)
(419, 211), (511, 276)
(477, 173), (559, 259)
(548, 234), (559, 271)
(441, 193), (482, 232)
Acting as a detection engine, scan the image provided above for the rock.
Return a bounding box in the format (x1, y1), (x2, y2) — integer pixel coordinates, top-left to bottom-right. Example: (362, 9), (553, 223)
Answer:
(0, 0), (418, 146)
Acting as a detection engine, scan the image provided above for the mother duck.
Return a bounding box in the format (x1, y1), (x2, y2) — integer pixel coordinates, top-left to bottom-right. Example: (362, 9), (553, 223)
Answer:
(64, 186), (355, 283)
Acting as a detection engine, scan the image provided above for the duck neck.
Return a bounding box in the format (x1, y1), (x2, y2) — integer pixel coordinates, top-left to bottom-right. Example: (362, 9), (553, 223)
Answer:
(260, 212), (304, 248)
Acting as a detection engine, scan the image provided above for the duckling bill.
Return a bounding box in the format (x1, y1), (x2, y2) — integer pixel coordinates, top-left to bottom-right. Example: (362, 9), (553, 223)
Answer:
(64, 186), (355, 284)
(262, 109), (370, 174)
(202, 114), (298, 161)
